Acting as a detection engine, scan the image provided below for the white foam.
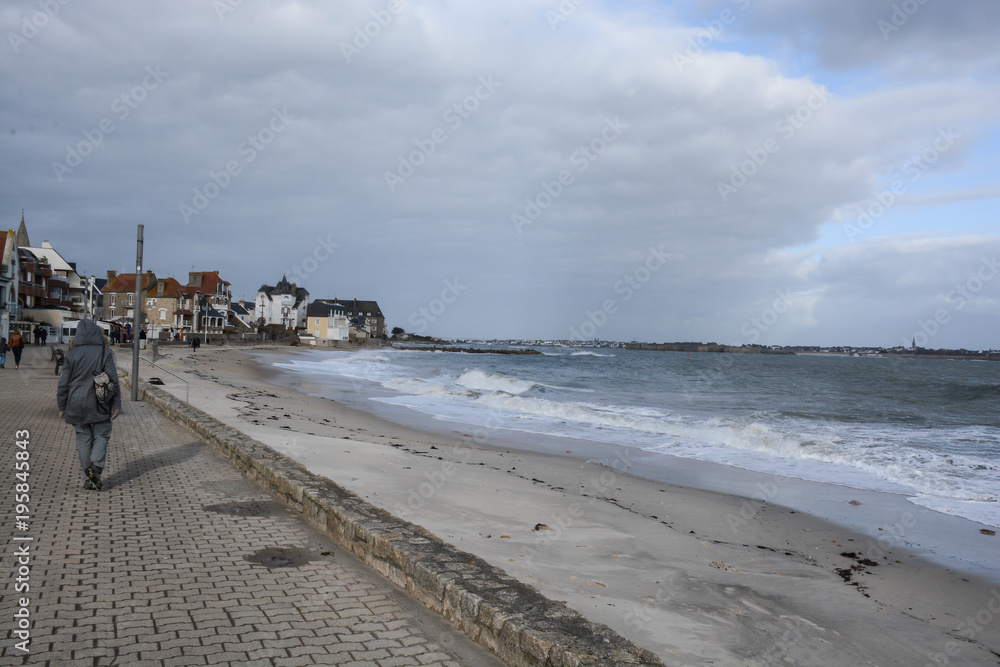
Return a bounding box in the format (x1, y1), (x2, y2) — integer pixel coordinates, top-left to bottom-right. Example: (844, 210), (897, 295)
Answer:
(456, 369), (537, 395)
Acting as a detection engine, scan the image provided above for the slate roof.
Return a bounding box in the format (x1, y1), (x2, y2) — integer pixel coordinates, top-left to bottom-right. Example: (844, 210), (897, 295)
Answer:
(306, 299), (347, 318)
(259, 275), (309, 307)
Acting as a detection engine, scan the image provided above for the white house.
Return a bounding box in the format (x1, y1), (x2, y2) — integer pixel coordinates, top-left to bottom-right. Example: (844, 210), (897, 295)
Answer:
(256, 276), (309, 330)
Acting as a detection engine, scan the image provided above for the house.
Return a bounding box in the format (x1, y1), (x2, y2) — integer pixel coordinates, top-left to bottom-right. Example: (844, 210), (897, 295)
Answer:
(179, 271), (232, 337)
(1, 228), (16, 342)
(174, 284), (200, 337)
(306, 299), (350, 342)
(13, 215), (90, 331)
(231, 300), (255, 332)
(22, 240), (87, 312)
(344, 298), (386, 339)
(257, 276), (309, 330)
(144, 276), (185, 340)
(103, 270), (158, 328)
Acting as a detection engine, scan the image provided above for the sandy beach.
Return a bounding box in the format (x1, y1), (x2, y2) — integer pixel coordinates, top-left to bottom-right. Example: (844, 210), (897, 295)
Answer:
(131, 343), (1000, 666)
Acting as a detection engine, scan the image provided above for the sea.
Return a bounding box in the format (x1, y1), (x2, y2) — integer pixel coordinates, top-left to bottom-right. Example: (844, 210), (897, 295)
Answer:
(266, 345), (1000, 535)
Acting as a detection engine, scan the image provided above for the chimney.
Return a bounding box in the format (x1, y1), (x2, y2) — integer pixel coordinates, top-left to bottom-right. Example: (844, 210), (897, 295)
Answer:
(189, 271), (203, 288)
(107, 270), (117, 283)
(157, 278), (166, 294)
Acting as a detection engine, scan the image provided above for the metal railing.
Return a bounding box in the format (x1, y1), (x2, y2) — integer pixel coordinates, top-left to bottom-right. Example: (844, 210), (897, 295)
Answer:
(137, 355), (190, 404)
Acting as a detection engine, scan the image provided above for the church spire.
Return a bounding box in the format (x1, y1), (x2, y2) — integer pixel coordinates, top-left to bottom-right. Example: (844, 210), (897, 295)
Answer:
(15, 210), (30, 247)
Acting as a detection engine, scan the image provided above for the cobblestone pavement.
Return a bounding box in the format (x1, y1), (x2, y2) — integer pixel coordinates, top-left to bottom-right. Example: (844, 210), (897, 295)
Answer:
(0, 345), (505, 666)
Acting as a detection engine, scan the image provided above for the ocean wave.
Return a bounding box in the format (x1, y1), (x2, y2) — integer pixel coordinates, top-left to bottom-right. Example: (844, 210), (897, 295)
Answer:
(456, 369), (538, 395)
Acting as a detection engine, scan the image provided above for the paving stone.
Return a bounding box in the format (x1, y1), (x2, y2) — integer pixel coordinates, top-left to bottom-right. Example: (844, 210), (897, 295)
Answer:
(0, 348), (503, 666)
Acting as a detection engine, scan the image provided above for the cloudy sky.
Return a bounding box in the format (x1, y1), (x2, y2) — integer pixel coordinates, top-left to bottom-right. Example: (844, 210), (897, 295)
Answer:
(3, 0), (998, 348)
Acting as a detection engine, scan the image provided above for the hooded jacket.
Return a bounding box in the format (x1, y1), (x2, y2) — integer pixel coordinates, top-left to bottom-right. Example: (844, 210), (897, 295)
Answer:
(57, 320), (122, 424)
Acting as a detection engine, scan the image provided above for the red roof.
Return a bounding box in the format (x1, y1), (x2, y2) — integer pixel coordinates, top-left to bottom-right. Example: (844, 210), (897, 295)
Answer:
(103, 272), (157, 293)
(148, 276), (184, 299)
(192, 270), (230, 294)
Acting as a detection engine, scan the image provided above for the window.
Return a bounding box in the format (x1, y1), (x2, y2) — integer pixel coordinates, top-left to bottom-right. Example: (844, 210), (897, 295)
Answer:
(110, 294), (116, 306)
(127, 293), (134, 306)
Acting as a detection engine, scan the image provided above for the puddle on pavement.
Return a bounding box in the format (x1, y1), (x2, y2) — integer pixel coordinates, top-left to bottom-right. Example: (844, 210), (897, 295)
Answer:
(202, 500), (283, 517)
(245, 546), (323, 569)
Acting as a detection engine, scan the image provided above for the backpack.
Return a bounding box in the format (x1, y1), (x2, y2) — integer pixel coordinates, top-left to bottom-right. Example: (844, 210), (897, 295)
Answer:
(93, 347), (116, 405)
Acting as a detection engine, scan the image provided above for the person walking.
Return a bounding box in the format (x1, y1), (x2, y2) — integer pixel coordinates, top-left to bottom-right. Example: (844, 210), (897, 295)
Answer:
(0, 337), (7, 369)
(8, 329), (26, 369)
(57, 320), (121, 491)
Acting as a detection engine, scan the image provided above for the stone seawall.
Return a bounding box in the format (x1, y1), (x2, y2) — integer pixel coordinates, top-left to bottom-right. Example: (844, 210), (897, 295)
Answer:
(124, 378), (664, 667)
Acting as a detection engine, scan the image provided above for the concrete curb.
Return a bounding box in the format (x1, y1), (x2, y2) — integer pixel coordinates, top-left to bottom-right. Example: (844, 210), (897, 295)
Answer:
(126, 378), (665, 667)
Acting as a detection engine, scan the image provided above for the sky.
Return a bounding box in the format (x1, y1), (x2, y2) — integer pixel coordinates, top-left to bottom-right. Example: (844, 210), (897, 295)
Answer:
(2, 0), (998, 348)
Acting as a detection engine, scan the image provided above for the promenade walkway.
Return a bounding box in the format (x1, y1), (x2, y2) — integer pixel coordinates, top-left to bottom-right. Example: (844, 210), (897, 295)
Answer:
(0, 344), (503, 666)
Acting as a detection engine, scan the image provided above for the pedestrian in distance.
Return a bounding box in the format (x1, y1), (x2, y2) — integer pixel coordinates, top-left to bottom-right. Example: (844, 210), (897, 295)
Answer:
(0, 337), (7, 369)
(8, 329), (26, 369)
(57, 320), (121, 491)
(191, 335), (201, 351)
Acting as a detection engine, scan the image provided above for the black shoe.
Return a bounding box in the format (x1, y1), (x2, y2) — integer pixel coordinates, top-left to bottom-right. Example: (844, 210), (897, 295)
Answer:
(85, 465), (103, 491)
(83, 479), (98, 491)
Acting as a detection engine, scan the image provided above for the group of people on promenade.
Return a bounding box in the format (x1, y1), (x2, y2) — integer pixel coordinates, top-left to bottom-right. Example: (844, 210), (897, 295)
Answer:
(1, 328), (27, 369)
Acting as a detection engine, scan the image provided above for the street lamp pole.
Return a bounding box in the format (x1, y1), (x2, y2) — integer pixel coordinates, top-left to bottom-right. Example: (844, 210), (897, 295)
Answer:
(131, 225), (143, 402)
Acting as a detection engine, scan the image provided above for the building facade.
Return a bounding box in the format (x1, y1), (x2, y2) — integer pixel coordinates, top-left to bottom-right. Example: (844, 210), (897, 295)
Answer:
(344, 298), (386, 339)
(306, 300), (350, 341)
(103, 271), (158, 328)
(257, 276), (310, 330)
(0, 229), (16, 342)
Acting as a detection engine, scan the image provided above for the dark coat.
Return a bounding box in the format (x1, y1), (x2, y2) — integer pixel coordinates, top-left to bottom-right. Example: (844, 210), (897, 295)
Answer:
(57, 320), (121, 424)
